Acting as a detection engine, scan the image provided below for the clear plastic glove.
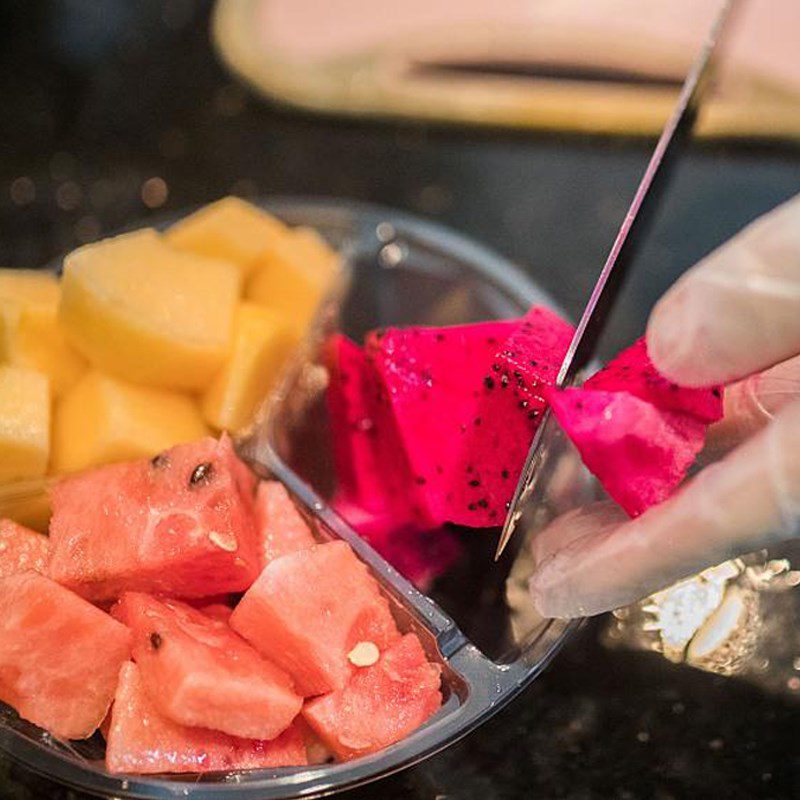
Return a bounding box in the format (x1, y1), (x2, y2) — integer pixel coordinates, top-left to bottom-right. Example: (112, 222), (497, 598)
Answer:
(530, 193), (800, 619)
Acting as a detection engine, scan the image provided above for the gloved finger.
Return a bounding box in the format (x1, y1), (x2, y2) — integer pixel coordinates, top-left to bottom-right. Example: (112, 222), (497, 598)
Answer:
(704, 353), (800, 458)
(647, 193), (800, 387)
(529, 399), (800, 619)
(529, 501), (627, 568)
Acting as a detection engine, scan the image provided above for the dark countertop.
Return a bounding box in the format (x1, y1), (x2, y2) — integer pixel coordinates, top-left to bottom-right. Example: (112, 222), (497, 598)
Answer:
(1, 2), (799, 798)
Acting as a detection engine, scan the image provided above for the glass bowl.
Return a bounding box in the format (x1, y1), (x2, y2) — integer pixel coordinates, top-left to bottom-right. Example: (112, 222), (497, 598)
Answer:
(0, 199), (580, 799)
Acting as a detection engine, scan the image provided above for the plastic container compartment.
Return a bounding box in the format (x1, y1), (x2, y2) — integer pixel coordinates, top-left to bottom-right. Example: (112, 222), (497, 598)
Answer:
(0, 199), (580, 799)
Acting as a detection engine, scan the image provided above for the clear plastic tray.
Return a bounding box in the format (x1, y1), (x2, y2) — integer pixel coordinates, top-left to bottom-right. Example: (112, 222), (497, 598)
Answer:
(0, 199), (580, 799)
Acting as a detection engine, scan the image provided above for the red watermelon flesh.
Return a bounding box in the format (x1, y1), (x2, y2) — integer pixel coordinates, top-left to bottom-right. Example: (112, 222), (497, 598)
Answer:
(0, 572), (131, 739)
(325, 334), (428, 524)
(303, 633), (442, 761)
(0, 519), (49, 578)
(255, 481), (316, 568)
(230, 541), (400, 696)
(112, 592), (301, 740)
(365, 319), (521, 525)
(447, 306), (575, 526)
(546, 388), (707, 516)
(585, 337), (724, 423)
(195, 602), (234, 623)
(332, 498), (462, 592)
(106, 662), (307, 774)
(47, 436), (260, 601)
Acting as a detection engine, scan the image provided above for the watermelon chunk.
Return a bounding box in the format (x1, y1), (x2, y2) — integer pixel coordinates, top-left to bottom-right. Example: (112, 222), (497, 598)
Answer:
(303, 633), (442, 761)
(585, 337), (724, 423)
(448, 306), (574, 526)
(230, 541), (400, 696)
(365, 319), (521, 525)
(255, 481), (316, 567)
(0, 572), (131, 739)
(0, 518), (49, 578)
(195, 602), (234, 623)
(47, 436), (260, 601)
(106, 662), (307, 774)
(112, 592), (301, 740)
(546, 388), (706, 516)
(325, 334), (427, 524)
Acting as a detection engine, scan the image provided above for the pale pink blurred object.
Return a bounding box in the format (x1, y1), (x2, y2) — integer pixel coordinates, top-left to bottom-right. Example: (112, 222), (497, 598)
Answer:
(214, 0), (800, 138)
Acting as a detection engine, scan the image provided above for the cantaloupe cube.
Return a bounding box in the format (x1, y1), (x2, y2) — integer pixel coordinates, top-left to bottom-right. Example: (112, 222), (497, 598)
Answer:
(60, 229), (240, 390)
(246, 227), (338, 336)
(2, 301), (86, 398)
(53, 370), (209, 474)
(0, 365), (50, 483)
(201, 302), (293, 432)
(166, 197), (288, 280)
(0, 269), (60, 310)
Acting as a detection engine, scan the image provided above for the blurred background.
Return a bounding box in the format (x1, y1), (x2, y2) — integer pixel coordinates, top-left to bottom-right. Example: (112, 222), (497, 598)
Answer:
(1, 1), (799, 797)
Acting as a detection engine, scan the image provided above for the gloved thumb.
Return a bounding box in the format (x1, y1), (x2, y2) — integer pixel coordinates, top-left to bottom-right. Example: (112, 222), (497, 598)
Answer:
(647, 193), (800, 387)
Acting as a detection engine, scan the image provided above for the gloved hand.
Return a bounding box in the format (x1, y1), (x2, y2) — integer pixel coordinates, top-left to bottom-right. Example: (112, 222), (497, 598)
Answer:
(529, 193), (800, 619)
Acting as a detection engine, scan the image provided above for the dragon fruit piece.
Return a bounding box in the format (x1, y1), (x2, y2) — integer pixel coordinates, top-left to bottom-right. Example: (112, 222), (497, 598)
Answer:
(331, 497), (462, 591)
(365, 318), (521, 524)
(585, 337), (723, 423)
(325, 334), (428, 522)
(546, 387), (707, 517)
(447, 306), (575, 527)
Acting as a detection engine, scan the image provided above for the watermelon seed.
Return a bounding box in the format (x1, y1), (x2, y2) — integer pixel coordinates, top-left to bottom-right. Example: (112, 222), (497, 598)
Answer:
(149, 632), (162, 650)
(150, 452), (169, 469)
(189, 462), (214, 487)
(348, 641), (380, 667)
(209, 531), (238, 552)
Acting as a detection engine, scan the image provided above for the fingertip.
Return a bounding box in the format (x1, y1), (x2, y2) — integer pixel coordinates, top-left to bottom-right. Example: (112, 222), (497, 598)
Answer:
(646, 283), (709, 386)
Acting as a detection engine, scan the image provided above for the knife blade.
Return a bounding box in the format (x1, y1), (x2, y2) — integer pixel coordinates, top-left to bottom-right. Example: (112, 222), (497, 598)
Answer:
(495, 0), (737, 560)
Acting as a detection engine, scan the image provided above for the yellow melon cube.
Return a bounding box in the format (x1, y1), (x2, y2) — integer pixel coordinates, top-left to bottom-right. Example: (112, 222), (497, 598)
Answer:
(53, 370), (210, 474)
(0, 366), (50, 483)
(166, 196), (288, 280)
(201, 302), (294, 432)
(0, 269), (60, 310)
(245, 226), (339, 336)
(60, 229), (240, 391)
(0, 268), (62, 365)
(2, 301), (86, 398)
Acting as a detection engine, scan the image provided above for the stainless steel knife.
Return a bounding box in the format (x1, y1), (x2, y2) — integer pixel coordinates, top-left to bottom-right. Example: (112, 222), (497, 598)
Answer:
(496, 0), (737, 560)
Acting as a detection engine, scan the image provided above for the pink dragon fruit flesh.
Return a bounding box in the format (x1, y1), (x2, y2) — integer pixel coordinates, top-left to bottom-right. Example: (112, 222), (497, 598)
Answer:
(545, 387), (707, 517)
(331, 497), (462, 592)
(585, 337), (723, 423)
(325, 334), (429, 523)
(365, 318), (522, 525)
(447, 306), (575, 527)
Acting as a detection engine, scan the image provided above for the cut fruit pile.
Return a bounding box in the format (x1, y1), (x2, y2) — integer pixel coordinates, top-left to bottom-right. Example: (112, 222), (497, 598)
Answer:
(327, 311), (724, 539)
(0, 437), (442, 774)
(0, 197), (339, 498)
